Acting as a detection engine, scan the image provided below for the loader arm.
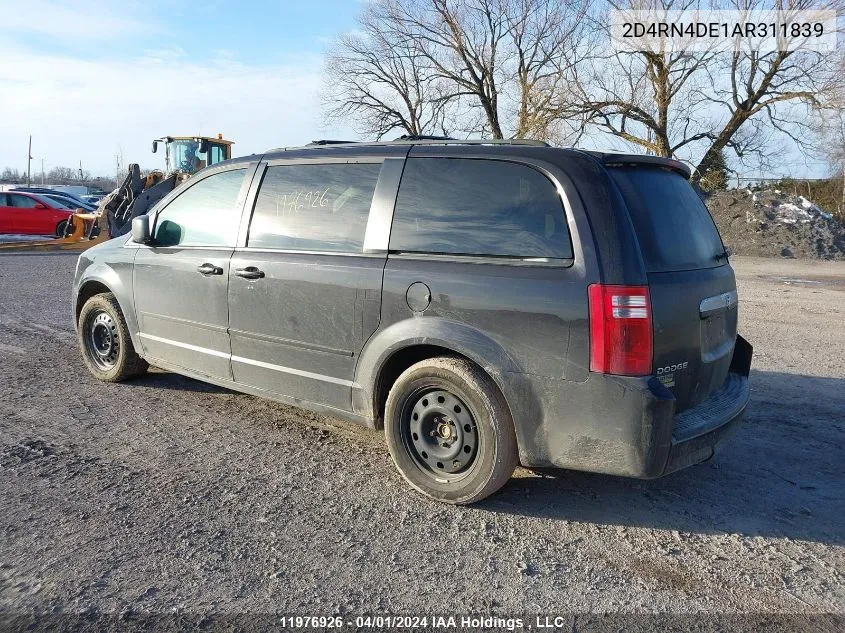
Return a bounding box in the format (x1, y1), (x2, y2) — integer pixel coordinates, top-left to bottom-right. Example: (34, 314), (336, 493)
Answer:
(103, 165), (177, 237)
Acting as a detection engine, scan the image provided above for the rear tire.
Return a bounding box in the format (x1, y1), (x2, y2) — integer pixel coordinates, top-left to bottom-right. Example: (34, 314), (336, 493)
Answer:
(55, 219), (69, 237)
(384, 357), (518, 504)
(77, 292), (148, 382)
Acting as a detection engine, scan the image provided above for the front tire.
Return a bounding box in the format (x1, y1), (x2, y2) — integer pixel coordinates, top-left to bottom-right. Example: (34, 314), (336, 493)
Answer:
(56, 219), (69, 237)
(77, 292), (148, 382)
(384, 357), (518, 504)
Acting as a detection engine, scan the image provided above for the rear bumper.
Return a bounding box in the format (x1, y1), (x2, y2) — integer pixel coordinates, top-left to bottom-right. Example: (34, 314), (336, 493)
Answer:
(662, 370), (749, 475)
(518, 335), (752, 478)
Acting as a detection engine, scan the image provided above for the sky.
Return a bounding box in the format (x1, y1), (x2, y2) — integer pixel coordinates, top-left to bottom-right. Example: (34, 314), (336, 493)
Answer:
(0, 0), (834, 180)
(0, 0), (362, 177)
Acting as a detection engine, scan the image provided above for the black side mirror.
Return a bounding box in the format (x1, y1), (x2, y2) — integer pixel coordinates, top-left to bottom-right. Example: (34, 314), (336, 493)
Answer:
(131, 215), (152, 244)
(199, 138), (209, 154)
(152, 140), (158, 154)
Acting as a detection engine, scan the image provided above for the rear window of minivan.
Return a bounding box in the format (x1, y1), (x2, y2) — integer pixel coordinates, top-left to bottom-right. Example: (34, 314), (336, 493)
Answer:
(609, 166), (726, 272)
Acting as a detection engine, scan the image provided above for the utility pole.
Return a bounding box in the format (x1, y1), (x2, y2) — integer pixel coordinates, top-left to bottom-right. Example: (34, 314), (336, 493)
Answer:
(41, 158), (45, 185)
(26, 135), (32, 187)
(115, 146), (124, 188)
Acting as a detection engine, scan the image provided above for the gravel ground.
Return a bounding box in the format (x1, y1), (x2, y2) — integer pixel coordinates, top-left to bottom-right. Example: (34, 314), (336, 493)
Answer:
(0, 253), (843, 628)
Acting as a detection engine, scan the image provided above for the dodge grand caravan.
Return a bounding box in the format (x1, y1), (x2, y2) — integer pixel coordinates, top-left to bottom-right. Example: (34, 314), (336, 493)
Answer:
(73, 139), (752, 504)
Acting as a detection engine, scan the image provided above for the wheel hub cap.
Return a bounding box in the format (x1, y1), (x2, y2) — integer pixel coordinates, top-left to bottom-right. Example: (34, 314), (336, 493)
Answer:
(86, 311), (119, 370)
(405, 389), (478, 477)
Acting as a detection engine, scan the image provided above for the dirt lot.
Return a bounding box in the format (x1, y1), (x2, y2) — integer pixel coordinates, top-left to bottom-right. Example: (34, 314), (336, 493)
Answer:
(0, 253), (843, 625)
(707, 189), (845, 261)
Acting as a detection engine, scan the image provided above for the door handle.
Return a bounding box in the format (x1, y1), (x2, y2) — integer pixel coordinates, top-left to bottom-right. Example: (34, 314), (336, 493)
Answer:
(235, 266), (265, 280)
(197, 263), (224, 275)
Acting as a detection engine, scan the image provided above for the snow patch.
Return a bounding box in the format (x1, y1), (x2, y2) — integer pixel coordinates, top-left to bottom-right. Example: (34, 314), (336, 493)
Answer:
(772, 195), (836, 225)
(0, 234), (56, 243)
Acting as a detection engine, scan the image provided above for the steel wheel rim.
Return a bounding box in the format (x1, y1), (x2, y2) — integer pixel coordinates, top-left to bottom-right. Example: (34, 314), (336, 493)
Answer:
(401, 387), (479, 481)
(85, 310), (119, 370)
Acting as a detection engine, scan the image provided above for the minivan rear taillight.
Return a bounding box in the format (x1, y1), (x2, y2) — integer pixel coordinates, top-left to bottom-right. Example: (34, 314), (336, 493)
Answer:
(588, 284), (653, 376)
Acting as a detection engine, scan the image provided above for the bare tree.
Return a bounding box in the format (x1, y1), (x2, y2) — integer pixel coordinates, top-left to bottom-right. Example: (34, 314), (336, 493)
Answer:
(695, 0), (845, 178)
(378, 0), (513, 138)
(817, 52), (845, 166)
(47, 166), (78, 183)
(565, 0), (844, 179)
(509, 0), (593, 138)
(324, 0), (592, 140)
(323, 2), (454, 139)
(813, 52), (845, 211)
(0, 167), (22, 183)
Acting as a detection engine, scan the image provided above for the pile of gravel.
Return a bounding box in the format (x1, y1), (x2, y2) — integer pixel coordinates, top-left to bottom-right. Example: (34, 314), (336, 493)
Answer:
(706, 188), (845, 260)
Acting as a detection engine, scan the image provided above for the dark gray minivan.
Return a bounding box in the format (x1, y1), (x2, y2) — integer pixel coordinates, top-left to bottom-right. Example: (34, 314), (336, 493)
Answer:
(73, 139), (752, 504)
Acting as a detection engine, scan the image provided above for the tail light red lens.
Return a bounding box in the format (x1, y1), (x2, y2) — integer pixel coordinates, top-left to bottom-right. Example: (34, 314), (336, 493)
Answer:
(588, 284), (653, 376)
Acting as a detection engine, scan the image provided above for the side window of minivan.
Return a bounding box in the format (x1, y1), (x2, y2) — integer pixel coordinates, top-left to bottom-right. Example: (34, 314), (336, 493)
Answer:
(390, 158), (572, 259)
(247, 163), (381, 252)
(153, 168), (246, 247)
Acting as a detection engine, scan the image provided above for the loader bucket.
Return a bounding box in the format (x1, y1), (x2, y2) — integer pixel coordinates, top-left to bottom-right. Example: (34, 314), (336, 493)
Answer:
(0, 212), (108, 252)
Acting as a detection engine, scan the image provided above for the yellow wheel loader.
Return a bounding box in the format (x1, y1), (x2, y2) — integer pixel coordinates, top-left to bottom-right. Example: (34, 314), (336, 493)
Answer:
(0, 134), (234, 252)
(104, 134), (235, 238)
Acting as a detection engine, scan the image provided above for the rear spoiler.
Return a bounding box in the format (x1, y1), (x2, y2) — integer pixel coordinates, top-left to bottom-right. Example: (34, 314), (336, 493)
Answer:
(587, 152), (692, 179)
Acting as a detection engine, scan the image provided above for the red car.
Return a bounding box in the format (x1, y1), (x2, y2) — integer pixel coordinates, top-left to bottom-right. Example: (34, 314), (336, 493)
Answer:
(0, 191), (74, 236)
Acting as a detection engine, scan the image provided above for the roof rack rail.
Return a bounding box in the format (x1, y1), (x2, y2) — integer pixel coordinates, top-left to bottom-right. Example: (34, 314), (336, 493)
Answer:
(391, 138), (550, 147)
(267, 137), (551, 152)
(393, 134), (455, 141)
(306, 139), (358, 146)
